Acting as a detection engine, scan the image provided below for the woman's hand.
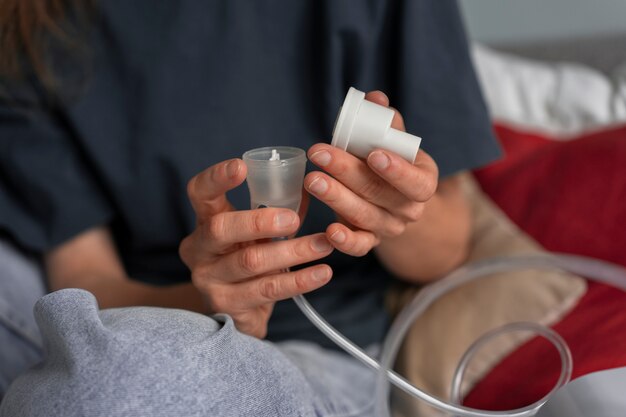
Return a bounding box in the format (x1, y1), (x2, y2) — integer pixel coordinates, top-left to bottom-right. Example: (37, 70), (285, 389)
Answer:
(305, 91), (439, 257)
(179, 158), (334, 338)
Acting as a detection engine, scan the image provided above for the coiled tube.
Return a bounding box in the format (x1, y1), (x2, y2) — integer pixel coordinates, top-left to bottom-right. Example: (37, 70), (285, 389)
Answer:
(449, 322), (572, 409)
(293, 253), (626, 417)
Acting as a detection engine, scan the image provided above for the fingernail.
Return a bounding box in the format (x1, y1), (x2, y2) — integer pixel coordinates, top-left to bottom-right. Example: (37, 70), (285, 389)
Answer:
(312, 266), (331, 282)
(330, 230), (346, 244)
(307, 177), (328, 195)
(275, 211), (297, 228)
(226, 160), (240, 178)
(309, 150), (332, 167)
(311, 235), (332, 252)
(369, 151), (390, 171)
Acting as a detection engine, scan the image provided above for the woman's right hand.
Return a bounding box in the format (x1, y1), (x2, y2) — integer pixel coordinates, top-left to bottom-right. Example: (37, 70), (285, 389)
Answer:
(179, 158), (334, 338)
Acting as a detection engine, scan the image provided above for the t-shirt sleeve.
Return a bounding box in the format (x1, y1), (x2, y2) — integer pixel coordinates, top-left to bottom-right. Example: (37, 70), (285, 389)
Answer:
(328, 0), (501, 177)
(396, 0), (501, 176)
(0, 96), (114, 252)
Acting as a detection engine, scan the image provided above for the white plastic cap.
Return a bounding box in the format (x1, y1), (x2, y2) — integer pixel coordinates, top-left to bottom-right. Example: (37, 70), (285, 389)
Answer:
(331, 87), (422, 163)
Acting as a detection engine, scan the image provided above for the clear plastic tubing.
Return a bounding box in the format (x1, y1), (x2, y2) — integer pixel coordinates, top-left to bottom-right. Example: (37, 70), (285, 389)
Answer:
(294, 254), (626, 417)
(449, 321), (571, 409)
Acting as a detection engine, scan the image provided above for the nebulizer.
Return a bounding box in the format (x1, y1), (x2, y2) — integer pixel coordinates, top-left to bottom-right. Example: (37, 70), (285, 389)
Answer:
(242, 87), (626, 417)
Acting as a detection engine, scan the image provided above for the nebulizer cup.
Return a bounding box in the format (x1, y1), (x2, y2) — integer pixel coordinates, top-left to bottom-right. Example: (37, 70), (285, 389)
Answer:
(242, 146), (307, 212)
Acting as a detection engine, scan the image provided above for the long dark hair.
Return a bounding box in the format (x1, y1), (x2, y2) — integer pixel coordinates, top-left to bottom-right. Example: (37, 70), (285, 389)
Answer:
(0, 0), (93, 99)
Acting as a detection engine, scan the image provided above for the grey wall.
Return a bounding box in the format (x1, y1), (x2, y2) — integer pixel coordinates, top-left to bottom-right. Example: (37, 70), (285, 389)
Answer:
(460, 0), (626, 44)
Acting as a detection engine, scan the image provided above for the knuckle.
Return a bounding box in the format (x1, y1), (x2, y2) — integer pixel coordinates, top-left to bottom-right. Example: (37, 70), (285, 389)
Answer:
(404, 203), (424, 222)
(353, 236), (375, 257)
(419, 176), (437, 200)
(206, 214), (226, 241)
(385, 219), (406, 237)
(389, 159), (408, 179)
(292, 239), (309, 259)
(340, 234), (357, 252)
(294, 271), (312, 293)
(335, 232), (361, 257)
(239, 247), (264, 275)
(258, 278), (282, 301)
(349, 208), (370, 229)
(357, 178), (386, 200)
(332, 160), (348, 177)
(346, 239), (365, 257)
(251, 210), (266, 234)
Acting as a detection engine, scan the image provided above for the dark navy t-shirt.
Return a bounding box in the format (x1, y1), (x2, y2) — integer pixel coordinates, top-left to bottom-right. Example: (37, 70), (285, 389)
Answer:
(0, 0), (500, 349)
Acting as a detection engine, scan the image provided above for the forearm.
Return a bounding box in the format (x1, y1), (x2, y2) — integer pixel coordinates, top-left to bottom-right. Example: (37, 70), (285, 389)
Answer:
(374, 173), (471, 283)
(45, 226), (206, 313)
(49, 274), (206, 313)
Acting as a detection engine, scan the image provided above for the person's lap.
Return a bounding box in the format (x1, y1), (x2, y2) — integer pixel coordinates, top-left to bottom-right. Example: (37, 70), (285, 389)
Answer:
(278, 341), (377, 417)
(0, 286), (376, 417)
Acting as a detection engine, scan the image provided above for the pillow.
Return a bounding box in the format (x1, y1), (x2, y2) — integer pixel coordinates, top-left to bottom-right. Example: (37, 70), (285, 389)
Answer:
(465, 124), (626, 410)
(474, 123), (626, 265)
(471, 44), (626, 136)
(388, 173), (586, 417)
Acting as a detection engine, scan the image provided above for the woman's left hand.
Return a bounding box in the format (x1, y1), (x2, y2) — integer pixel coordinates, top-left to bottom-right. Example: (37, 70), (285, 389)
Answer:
(305, 90), (439, 256)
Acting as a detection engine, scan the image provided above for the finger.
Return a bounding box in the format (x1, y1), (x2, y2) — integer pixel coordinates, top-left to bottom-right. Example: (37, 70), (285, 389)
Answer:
(304, 171), (405, 237)
(364, 91), (405, 131)
(234, 264), (333, 308)
(364, 90), (389, 107)
(212, 233), (333, 282)
(231, 305), (273, 339)
(187, 159), (247, 220)
(199, 208), (300, 252)
(388, 106), (406, 131)
(326, 223), (379, 257)
(367, 149), (438, 202)
(307, 144), (411, 212)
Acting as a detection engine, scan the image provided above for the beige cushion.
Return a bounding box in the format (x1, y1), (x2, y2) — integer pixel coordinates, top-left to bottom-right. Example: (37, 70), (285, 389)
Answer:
(389, 173), (586, 417)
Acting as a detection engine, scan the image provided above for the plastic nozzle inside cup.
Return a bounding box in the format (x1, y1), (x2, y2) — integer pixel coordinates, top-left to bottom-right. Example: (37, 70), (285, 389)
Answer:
(243, 146), (307, 212)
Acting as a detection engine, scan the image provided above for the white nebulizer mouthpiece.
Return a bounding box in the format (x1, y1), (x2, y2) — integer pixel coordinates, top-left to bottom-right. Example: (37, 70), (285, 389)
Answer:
(243, 146), (307, 212)
(332, 87), (422, 163)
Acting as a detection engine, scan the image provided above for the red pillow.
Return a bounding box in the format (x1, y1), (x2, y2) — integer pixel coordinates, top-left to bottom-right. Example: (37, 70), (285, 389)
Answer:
(465, 124), (626, 410)
(475, 124), (626, 265)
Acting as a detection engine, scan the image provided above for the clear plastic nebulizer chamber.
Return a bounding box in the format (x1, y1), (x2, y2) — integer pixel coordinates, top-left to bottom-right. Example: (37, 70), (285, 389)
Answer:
(242, 146), (307, 212)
